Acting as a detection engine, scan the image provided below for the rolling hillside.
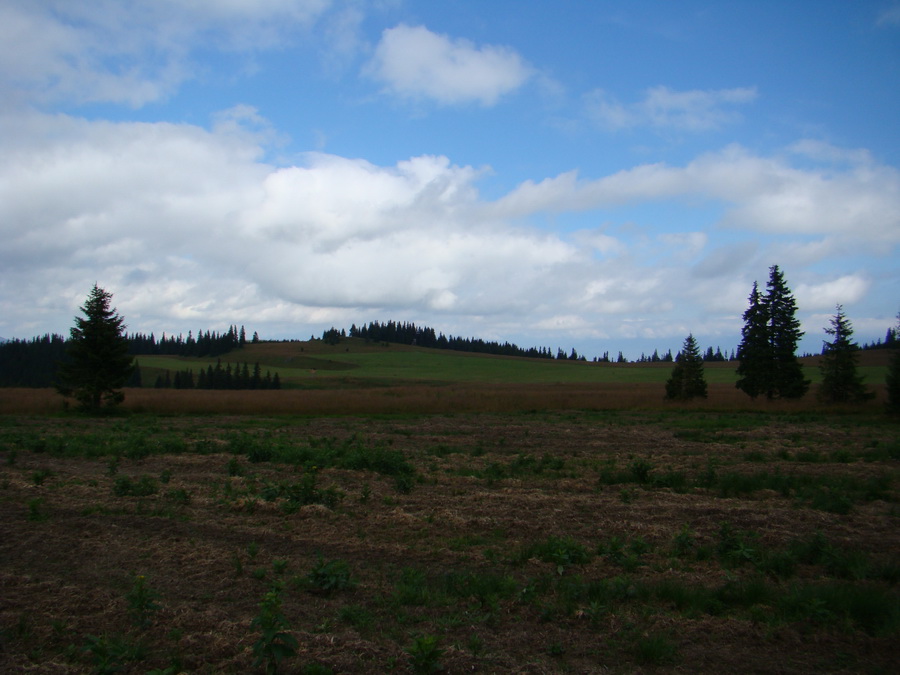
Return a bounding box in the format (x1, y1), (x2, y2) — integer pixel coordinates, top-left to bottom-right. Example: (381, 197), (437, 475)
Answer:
(133, 337), (892, 389)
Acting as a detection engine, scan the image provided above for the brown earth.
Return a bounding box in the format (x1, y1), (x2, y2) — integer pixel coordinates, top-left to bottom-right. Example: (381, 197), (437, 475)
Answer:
(0, 411), (898, 673)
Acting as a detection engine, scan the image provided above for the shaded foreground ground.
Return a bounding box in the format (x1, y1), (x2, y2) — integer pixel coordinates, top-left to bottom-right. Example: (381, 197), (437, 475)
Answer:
(1, 410), (898, 673)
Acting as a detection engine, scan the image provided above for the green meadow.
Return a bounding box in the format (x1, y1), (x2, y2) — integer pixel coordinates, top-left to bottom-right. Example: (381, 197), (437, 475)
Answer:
(133, 337), (890, 388)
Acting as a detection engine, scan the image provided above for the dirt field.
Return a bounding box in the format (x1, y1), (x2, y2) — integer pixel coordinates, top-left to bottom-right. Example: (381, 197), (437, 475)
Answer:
(1, 410), (898, 673)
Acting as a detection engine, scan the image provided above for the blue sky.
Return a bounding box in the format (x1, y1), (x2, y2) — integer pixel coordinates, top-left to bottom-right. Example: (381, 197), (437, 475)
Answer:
(1, 0), (898, 359)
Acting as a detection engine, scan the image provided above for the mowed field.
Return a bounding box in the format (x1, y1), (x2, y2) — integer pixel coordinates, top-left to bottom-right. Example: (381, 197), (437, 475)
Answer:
(0, 344), (897, 673)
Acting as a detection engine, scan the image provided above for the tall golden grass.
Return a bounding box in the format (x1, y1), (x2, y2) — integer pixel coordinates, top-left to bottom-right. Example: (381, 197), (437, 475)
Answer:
(0, 382), (887, 416)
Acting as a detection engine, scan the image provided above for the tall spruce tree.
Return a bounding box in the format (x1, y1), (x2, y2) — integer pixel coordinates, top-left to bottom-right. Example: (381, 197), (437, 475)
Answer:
(765, 265), (809, 398)
(665, 334), (708, 400)
(56, 284), (135, 411)
(817, 305), (872, 403)
(886, 313), (900, 415)
(735, 281), (769, 399)
(736, 266), (809, 400)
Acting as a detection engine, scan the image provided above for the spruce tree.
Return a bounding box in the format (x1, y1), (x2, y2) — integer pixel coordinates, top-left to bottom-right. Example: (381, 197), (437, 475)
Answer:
(765, 265), (809, 399)
(665, 334), (708, 400)
(735, 282), (769, 399)
(736, 266), (809, 400)
(817, 305), (873, 403)
(56, 284), (135, 411)
(886, 314), (900, 415)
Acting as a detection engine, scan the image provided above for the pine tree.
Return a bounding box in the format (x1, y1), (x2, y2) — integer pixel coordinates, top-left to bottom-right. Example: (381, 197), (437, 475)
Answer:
(886, 314), (900, 415)
(56, 284), (135, 411)
(765, 265), (809, 399)
(665, 334), (708, 400)
(735, 282), (769, 399)
(817, 305), (873, 403)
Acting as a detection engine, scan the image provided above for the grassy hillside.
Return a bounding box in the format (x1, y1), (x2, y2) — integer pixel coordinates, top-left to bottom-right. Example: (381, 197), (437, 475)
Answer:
(133, 337), (892, 389)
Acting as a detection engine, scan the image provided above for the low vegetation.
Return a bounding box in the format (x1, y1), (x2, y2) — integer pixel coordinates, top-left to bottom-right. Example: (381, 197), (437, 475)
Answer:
(0, 407), (897, 673)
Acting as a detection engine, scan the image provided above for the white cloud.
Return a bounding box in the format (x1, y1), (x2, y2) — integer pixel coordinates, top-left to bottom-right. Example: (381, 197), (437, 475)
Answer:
(795, 275), (872, 311)
(0, 107), (894, 357)
(586, 85), (757, 132)
(490, 143), (900, 246)
(366, 24), (533, 106)
(0, 0), (331, 107)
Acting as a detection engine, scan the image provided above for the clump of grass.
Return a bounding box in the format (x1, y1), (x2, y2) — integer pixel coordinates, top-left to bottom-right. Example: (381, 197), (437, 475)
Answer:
(125, 574), (161, 628)
(391, 567), (440, 607)
(337, 604), (374, 630)
(250, 467), (344, 511)
(514, 536), (593, 574)
(776, 581), (900, 635)
(631, 631), (678, 665)
(27, 497), (48, 522)
(405, 634), (443, 675)
(226, 456), (244, 476)
(31, 468), (54, 485)
(442, 570), (517, 609)
(112, 475), (158, 497)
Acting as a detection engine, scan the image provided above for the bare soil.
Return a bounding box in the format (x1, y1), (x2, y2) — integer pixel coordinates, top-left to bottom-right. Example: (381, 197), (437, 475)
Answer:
(1, 410), (898, 673)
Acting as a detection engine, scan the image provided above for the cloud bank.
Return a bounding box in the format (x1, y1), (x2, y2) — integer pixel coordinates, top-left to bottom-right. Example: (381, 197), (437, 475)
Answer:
(2, 106), (896, 353)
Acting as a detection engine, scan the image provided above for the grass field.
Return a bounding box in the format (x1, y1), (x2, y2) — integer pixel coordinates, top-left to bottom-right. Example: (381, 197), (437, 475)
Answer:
(136, 337), (892, 388)
(0, 344), (897, 673)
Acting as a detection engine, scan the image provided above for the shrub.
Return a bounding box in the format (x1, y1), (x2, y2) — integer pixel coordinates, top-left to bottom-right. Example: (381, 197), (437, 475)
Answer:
(251, 585), (298, 674)
(305, 556), (354, 595)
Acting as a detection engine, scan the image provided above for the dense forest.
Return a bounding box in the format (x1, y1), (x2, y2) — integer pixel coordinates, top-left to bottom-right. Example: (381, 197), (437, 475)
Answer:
(0, 326), (250, 387)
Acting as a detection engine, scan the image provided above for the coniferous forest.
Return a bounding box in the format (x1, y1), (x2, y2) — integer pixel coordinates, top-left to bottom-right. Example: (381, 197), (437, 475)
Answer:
(0, 326), (248, 388)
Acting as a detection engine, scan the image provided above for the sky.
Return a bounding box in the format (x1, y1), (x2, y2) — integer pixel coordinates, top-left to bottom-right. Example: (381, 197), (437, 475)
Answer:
(1, 0), (899, 360)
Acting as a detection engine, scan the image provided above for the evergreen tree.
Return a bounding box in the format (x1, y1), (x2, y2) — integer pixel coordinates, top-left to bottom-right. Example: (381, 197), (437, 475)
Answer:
(886, 314), (900, 415)
(765, 265), (809, 399)
(56, 284), (135, 411)
(665, 334), (708, 400)
(818, 305), (873, 403)
(736, 267), (809, 400)
(735, 282), (769, 399)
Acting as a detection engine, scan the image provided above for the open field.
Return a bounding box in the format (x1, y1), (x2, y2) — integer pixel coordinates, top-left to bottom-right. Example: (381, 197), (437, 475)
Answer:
(1, 407), (898, 673)
(131, 338), (893, 388)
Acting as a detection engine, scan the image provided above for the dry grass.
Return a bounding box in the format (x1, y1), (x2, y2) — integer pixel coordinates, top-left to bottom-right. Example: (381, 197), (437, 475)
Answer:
(0, 381), (888, 416)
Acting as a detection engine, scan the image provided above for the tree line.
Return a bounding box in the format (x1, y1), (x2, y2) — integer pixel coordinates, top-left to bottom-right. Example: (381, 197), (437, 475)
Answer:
(151, 360), (280, 390)
(344, 321), (561, 359)
(127, 324), (256, 357)
(0, 318), (258, 388)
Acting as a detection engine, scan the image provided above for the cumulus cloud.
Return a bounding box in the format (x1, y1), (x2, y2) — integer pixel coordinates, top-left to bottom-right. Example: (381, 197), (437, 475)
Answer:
(586, 85), (757, 132)
(795, 275), (872, 311)
(489, 143), (900, 246)
(366, 24), (533, 106)
(0, 107), (893, 355)
(0, 0), (330, 107)
(0, 111), (581, 336)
